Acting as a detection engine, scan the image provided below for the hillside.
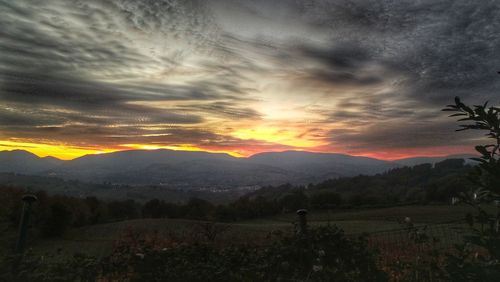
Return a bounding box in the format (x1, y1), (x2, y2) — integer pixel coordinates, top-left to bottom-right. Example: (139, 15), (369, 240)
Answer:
(0, 173), (247, 203)
(0, 149), (397, 188)
(0, 150), (63, 174)
(248, 158), (474, 206)
(0, 149), (476, 191)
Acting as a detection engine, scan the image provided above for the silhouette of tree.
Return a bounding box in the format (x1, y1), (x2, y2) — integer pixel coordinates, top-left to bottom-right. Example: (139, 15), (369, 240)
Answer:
(310, 191), (342, 209)
(443, 96), (500, 280)
(41, 202), (71, 237)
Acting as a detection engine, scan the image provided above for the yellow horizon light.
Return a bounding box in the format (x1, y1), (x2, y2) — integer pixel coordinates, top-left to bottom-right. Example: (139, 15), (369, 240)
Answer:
(0, 141), (246, 160)
(0, 140), (117, 160)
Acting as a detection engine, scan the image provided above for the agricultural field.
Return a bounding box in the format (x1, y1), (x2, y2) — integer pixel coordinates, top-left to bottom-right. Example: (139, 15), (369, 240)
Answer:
(3, 204), (477, 260)
(252, 204), (477, 224)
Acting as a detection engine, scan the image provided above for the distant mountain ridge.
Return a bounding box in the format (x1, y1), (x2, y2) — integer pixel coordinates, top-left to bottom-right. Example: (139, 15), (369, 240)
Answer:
(393, 154), (477, 167)
(0, 149), (476, 189)
(0, 149), (63, 174)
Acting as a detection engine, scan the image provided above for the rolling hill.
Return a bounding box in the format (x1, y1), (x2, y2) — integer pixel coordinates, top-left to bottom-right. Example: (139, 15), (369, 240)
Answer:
(0, 149), (474, 189)
(0, 150), (63, 174)
(393, 154), (477, 167)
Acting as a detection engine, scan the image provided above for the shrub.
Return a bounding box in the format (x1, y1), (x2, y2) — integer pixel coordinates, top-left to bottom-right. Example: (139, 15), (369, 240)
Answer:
(310, 191), (343, 209)
(443, 97), (500, 281)
(100, 225), (387, 282)
(40, 202), (72, 237)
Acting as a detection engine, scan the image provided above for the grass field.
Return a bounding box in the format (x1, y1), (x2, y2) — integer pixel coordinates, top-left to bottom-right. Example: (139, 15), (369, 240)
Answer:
(4, 204), (479, 259)
(240, 204), (476, 231)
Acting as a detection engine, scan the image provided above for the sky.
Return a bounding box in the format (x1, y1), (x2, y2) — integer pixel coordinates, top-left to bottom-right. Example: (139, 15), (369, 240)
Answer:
(1, 0), (499, 160)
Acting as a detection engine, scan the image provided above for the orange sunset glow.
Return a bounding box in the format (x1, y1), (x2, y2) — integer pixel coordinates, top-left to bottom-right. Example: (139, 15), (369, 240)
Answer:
(0, 0), (493, 162)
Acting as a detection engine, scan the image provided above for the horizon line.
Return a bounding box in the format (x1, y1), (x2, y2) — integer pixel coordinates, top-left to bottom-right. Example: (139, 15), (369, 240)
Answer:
(0, 148), (476, 162)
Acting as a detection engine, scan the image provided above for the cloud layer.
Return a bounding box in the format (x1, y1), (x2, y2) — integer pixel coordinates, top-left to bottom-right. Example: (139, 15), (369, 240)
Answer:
(1, 0), (499, 159)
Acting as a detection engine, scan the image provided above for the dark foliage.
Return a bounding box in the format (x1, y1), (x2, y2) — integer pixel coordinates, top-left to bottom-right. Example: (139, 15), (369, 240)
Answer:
(310, 191), (343, 209)
(107, 199), (139, 220)
(40, 202), (72, 237)
(443, 97), (500, 281)
(247, 160), (473, 209)
(1, 225), (386, 282)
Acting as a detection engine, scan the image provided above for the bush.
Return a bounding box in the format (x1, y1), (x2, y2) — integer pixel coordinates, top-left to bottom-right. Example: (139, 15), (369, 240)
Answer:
(3, 225), (387, 282)
(443, 97), (500, 281)
(0, 251), (99, 282)
(278, 190), (309, 212)
(310, 191), (343, 209)
(40, 202), (72, 237)
(100, 225), (387, 282)
(107, 199), (138, 220)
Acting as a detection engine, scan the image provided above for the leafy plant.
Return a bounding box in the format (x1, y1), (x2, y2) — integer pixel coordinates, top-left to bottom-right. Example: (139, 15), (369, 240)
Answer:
(0, 251), (99, 282)
(101, 225), (387, 282)
(443, 97), (500, 195)
(2, 225), (387, 282)
(442, 96), (500, 281)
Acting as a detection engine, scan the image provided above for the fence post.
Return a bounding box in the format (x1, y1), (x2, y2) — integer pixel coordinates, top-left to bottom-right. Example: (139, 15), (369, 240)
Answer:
(296, 209), (308, 236)
(495, 200), (500, 234)
(15, 194), (38, 253)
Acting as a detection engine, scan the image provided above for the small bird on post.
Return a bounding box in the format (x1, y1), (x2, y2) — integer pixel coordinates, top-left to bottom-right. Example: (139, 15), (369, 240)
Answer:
(15, 194), (38, 253)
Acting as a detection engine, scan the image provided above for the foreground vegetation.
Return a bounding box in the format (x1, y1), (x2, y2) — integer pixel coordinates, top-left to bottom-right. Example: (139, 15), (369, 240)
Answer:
(2, 224), (388, 282)
(0, 205), (474, 257)
(0, 204), (491, 281)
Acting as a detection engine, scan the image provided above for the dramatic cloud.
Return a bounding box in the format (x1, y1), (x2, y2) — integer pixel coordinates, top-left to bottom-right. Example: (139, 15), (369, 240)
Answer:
(1, 0), (499, 159)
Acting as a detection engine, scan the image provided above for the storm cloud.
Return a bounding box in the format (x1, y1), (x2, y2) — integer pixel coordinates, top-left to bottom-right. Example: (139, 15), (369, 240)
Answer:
(1, 0), (499, 158)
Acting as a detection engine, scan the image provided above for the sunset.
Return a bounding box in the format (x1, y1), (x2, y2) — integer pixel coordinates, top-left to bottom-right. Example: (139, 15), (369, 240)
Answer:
(2, 0), (496, 160)
(1, 1), (499, 280)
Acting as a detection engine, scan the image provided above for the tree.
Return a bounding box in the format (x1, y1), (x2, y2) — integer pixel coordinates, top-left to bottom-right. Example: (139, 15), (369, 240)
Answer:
(142, 199), (164, 218)
(41, 202), (72, 237)
(85, 196), (102, 224)
(310, 191), (343, 209)
(107, 199), (138, 220)
(434, 158), (466, 170)
(443, 97), (500, 203)
(279, 190), (309, 212)
(443, 97), (500, 193)
(185, 197), (214, 219)
(443, 96), (500, 280)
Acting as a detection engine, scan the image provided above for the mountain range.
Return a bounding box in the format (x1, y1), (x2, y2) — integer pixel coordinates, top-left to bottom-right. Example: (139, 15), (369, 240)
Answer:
(0, 149), (475, 189)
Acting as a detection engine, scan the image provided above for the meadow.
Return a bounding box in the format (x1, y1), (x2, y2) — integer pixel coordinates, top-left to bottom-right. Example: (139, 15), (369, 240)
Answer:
(9, 204), (474, 259)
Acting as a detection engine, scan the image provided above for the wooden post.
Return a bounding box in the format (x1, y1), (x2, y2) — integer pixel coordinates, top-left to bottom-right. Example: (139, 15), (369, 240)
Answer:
(296, 209), (308, 236)
(15, 194), (38, 253)
(495, 200), (500, 234)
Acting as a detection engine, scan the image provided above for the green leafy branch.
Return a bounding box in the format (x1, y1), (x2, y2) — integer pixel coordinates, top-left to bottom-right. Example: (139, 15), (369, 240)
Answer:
(442, 97), (500, 281)
(443, 96), (500, 196)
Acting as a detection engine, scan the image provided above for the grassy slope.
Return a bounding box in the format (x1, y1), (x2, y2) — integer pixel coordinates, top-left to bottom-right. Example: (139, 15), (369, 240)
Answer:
(256, 205), (476, 224)
(7, 205), (477, 259)
(239, 205), (476, 233)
